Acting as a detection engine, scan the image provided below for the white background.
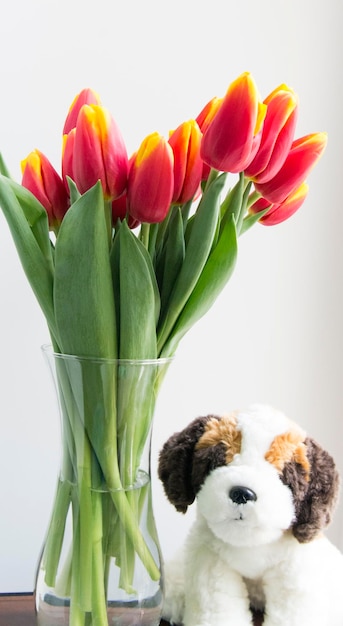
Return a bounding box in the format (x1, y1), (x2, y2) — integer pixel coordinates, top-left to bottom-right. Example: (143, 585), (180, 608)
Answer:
(0, 0), (342, 593)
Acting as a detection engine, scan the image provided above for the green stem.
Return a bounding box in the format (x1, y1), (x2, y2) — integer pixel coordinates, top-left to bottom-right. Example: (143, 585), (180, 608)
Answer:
(118, 503), (136, 592)
(236, 179), (253, 235)
(140, 223), (150, 249)
(41, 355), (162, 625)
(105, 473), (160, 582)
(78, 463), (93, 612)
(43, 479), (72, 587)
(147, 222), (159, 260)
(70, 501), (85, 626)
(246, 188), (261, 209)
(91, 491), (109, 626)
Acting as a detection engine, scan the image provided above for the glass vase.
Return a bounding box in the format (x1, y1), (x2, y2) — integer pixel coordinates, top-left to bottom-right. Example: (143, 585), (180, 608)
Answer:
(34, 346), (172, 626)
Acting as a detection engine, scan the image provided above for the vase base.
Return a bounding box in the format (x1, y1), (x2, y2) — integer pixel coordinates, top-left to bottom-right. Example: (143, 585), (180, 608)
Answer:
(36, 591), (163, 626)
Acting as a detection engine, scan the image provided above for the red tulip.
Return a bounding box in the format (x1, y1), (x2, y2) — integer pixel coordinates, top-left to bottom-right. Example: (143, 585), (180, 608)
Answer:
(201, 72), (267, 173)
(250, 182), (309, 226)
(196, 97), (222, 134)
(72, 104), (128, 200)
(168, 120), (203, 204)
(127, 132), (174, 223)
(21, 149), (69, 231)
(195, 97), (223, 180)
(254, 132), (327, 204)
(63, 88), (101, 134)
(245, 84), (298, 183)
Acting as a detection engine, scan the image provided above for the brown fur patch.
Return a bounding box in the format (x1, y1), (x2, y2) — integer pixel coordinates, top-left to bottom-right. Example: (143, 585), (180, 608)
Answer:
(265, 429), (310, 480)
(196, 414), (242, 464)
(281, 437), (340, 543)
(158, 415), (214, 513)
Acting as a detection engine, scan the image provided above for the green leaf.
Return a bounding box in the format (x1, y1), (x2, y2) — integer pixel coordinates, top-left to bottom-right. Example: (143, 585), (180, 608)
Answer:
(160, 207), (185, 315)
(115, 224), (161, 326)
(240, 207), (270, 234)
(111, 220), (157, 359)
(160, 215), (238, 357)
(0, 154), (12, 178)
(54, 182), (117, 358)
(0, 175), (57, 341)
(66, 176), (81, 204)
(134, 234), (161, 326)
(3, 177), (55, 270)
(157, 172), (227, 353)
(220, 174), (244, 227)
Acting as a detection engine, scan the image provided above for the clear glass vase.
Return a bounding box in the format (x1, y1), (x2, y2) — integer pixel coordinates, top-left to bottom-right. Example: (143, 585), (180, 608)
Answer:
(34, 346), (172, 626)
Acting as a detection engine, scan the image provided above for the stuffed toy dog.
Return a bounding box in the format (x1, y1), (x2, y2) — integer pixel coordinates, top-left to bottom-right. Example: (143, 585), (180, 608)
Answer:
(158, 405), (343, 626)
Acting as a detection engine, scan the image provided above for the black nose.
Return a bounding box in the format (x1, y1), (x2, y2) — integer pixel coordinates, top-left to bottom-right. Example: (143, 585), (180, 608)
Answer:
(229, 486), (257, 504)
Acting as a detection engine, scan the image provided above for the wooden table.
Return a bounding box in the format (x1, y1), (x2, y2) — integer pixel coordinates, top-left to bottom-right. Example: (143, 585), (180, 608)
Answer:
(0, 593), (263, 625)
(0, 595), (35, 625)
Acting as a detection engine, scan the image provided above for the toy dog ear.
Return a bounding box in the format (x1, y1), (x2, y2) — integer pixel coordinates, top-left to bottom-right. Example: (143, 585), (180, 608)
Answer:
(282, 437), (340, 543)
(158, 415), (213, 513)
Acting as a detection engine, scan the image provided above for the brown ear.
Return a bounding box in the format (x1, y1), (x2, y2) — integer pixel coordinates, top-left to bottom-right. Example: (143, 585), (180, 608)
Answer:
(158, 415), (213, 513)
(282, 437), (340, 543)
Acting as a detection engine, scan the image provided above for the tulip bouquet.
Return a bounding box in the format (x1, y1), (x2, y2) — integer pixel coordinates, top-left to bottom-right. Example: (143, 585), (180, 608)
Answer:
(0, 72), (326, 625)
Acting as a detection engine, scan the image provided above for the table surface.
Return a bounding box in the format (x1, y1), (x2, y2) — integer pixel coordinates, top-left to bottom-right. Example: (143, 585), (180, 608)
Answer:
(0, 594), (264, 625)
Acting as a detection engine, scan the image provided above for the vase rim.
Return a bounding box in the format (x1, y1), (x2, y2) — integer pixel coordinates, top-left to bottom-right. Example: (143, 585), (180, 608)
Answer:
(41, 344), (174, 366)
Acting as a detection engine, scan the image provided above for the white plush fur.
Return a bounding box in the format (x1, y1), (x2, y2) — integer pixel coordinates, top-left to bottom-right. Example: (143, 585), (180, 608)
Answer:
(161, 406), (343, 626)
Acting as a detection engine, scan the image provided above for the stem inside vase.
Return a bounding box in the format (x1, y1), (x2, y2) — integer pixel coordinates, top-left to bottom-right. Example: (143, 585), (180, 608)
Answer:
(35, 346), (172, 626)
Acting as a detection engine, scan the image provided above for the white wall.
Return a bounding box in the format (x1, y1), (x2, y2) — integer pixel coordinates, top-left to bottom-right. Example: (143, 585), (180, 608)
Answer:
(0, 0), (342, 593)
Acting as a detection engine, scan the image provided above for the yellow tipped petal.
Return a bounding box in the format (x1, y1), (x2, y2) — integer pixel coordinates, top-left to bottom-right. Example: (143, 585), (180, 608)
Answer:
(201, 72), (265, 173)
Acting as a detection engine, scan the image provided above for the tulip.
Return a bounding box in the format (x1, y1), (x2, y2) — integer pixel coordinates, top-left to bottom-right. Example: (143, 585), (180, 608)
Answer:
(72, 104), (128, 200)
(195, 98), (223, 181)
(201, 72), (267, 173)
(245, 84), (298, 183)
(63, 88), (101, 134)
(21, 149), (69, 231)
(168, 120), (203, 204)
(127, 132), (174, 223)
(196, 96), (222, 134)
(254, 132), (327, 204)
(250, 182), (309, 226)
(195, 97), (223, 180)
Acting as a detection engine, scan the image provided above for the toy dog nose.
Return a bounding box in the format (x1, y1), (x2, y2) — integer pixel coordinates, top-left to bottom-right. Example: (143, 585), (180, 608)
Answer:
(229, 486), (257, 504)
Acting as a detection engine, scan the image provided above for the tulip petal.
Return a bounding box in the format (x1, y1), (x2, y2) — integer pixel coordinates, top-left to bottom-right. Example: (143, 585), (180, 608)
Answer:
(196, 97), (222, 133)
(259, 182), (309, 226)
(245, 86), (298, 182)
(128, 133), (174, 223)
(21, 149), (69, 229)
(254, 132), (327, 204)
(201, 72), (266, 173)
(21, 151), (50, 209)
(63, 88), (101, 134)
(73, 104), (128, 200)
(169, 120), (203, 204)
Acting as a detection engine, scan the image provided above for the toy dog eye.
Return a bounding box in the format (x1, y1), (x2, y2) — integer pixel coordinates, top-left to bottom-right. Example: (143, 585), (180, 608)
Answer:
(229, 486), (257, 504)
